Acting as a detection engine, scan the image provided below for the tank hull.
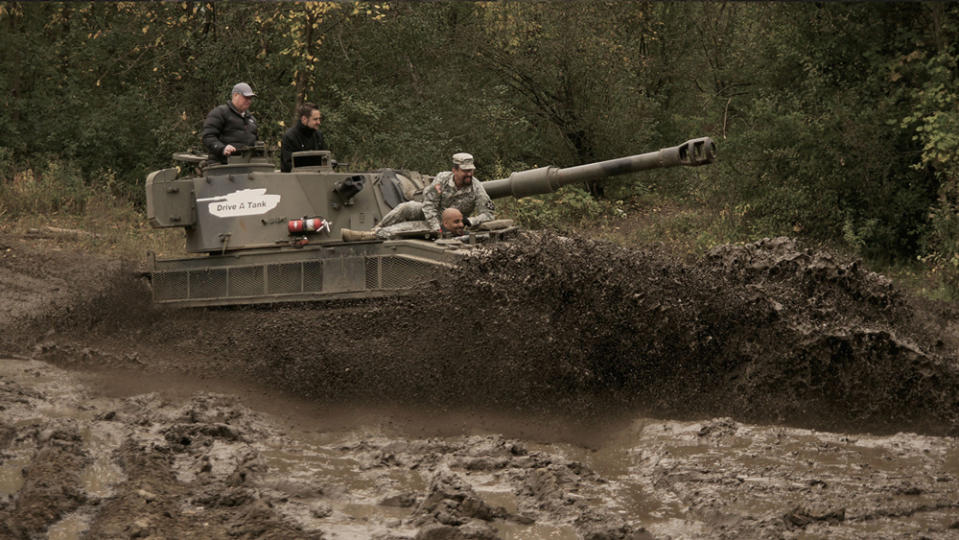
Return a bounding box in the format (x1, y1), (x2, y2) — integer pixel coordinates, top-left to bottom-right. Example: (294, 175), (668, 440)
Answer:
(148, 239), (463, 307)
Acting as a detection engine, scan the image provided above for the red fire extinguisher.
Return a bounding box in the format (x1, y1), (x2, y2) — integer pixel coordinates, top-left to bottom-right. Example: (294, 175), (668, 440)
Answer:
(288, 217), (331, 234)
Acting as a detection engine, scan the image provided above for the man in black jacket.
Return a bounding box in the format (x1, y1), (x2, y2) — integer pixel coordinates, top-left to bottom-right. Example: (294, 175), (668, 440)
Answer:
(280, 102), (327, 172)
(202, 82), (258, 164)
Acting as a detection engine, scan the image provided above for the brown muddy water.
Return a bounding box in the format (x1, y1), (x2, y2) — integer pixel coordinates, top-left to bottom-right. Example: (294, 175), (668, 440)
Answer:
(2, 231), (959, 538)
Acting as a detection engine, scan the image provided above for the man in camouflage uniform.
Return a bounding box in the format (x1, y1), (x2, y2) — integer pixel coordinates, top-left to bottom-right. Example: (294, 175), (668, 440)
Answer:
(378, 152), (494, 232)
(355, 207), (464, 240)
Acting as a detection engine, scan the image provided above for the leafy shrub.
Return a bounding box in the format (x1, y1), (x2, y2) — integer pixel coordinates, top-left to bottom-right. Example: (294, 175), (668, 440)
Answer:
(497, 185), (607, 230)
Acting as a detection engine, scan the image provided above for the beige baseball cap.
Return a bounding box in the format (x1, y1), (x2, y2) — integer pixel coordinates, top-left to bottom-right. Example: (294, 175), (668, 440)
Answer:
(452, 152), (475, 170)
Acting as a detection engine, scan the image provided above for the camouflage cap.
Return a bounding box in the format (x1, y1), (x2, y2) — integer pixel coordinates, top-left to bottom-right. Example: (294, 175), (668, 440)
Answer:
(232, 82), (256, 97)
(452, 152), (475, 170)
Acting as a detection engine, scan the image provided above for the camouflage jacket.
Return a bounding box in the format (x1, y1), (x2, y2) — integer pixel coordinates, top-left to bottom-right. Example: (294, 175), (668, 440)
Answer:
(421, 171), (495, 231)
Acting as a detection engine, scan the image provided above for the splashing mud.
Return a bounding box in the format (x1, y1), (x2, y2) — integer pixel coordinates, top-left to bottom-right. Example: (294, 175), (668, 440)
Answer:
(20, 232), (957, 433)
(2, 230), (959, 538)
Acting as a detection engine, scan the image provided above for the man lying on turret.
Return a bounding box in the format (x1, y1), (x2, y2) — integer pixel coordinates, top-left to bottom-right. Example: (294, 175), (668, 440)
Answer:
(342, 207), (466, 241)
(341, 152), (494, 241)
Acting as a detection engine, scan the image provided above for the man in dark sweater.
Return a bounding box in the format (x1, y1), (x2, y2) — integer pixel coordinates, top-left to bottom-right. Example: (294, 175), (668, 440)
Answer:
(201, 82), (258, 164)
(280, 102), (327, 172)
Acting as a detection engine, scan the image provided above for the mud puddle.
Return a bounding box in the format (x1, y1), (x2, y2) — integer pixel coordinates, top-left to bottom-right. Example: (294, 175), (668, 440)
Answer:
(3, 358), (959, 539)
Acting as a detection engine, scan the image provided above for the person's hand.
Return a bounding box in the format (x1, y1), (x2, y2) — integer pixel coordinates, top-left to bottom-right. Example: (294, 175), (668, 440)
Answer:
(223, 144), (237, 156)
(463, 217), (472, 227)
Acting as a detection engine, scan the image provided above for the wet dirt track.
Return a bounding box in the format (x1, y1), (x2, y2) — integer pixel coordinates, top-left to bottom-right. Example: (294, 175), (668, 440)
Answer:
(1, 230), (959, 539)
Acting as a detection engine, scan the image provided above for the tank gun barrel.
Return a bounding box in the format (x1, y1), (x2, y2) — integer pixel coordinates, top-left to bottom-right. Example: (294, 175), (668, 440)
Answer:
(481, 137), (716, 200)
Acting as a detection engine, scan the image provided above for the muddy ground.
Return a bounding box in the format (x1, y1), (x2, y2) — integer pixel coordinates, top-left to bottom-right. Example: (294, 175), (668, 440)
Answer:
(1, 229), (958, 539)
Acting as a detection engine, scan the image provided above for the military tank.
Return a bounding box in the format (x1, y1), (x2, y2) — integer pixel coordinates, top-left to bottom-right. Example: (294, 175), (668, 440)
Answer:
(145, 137), (716, 307)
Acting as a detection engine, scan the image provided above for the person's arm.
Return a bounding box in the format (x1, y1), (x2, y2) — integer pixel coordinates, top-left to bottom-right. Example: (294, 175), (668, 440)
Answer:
(248, 114), (258, 142)
(421, 180), (443, 231)
(280, 131), (294, 172)
(201, 106), (227, 157)
(466, 181), (495, 227)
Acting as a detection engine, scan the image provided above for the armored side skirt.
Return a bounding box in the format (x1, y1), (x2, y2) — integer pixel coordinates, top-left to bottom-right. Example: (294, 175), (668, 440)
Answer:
(148, 240), (461, 308)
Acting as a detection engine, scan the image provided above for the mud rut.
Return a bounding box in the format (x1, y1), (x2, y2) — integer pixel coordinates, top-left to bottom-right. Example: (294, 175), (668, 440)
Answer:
(1, 230), (958, 539)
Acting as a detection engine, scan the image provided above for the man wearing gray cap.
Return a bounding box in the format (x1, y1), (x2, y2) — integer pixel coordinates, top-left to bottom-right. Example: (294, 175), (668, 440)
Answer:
(342, 152), (494, 241)
(201, 82), (259, 164)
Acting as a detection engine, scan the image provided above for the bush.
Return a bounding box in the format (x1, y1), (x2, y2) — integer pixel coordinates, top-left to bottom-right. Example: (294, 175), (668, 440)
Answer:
(497, 185), (607, 230)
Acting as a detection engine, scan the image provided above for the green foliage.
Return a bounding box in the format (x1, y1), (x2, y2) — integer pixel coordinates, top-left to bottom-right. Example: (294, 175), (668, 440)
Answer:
(498, 185), (606, 230)
(688, 3), (941, 263)
(886, 6), (959, 293)
(473, 2), (661, 166)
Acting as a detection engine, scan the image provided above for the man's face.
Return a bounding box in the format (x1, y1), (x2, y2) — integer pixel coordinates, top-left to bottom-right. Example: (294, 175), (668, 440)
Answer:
(452, 166), (473, 188)
(303, 109), (322, 130)
(442, 210), (465, 235)
(232, 92), (253, 113)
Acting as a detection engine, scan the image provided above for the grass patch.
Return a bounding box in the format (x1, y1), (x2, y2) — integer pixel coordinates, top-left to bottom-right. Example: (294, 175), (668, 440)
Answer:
(572, 193), (758, 257)
(880, 259), (959, 303)
(1, 161), (184, 263)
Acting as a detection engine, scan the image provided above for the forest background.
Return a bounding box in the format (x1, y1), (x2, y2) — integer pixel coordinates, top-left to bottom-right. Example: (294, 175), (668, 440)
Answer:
(3, 2), (959, 298)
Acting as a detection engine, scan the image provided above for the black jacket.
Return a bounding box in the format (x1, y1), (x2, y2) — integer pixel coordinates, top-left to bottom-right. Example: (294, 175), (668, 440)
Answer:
(280, 121), (326, 172)
(202, 103), (258, 163)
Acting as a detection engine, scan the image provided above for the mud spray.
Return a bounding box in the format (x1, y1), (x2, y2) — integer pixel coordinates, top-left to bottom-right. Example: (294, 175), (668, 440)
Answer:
(2, 232), (958, 538)
(25, 233), (959, 434)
